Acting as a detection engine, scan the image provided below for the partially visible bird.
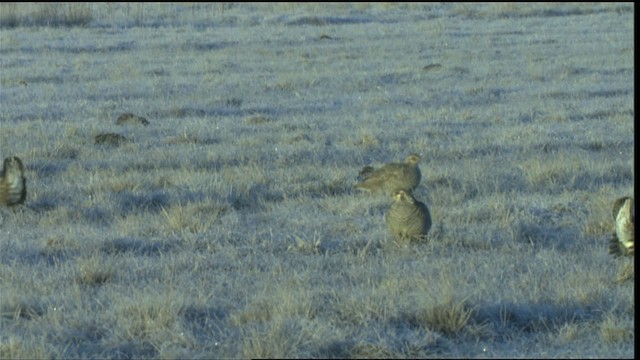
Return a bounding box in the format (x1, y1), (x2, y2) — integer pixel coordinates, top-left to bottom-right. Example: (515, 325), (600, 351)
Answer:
(385, 189), (432, 243)
(116, 113), (149, 126)
(0, 156), (27, 206)
(355, 154), (421, 195)
(609, 196), (634, 257)
(94, 132), (130, 146)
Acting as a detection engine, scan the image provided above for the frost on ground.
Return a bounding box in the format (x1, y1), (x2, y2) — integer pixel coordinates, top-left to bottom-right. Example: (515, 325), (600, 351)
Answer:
(0, 3), (634, 358)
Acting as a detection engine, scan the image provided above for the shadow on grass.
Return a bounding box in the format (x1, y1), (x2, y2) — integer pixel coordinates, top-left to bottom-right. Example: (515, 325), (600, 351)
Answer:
(56, 324), (118, 358)
(29, 160), (68, 177)
(118, 191), (171, 215)
(101, 237), (177, 257)
(1, 298), (47, 320)
(27, 198), (58, 213)
(297, 178), (354, 199)
(2, 246), (71, 267)
(82, 206), (113, 226)
(182, 305), (230, 344)
(474, 301), (595, 337)
(285, 15), (375, 26)
(228, 183), (284, 211)
(395, 299), (595, 347)
(91, 341), (157, 360)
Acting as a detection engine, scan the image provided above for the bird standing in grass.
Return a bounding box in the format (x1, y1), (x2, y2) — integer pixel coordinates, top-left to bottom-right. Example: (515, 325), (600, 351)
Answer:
(94, 132), (130, 146)
(0, 156), (27, 206)
(385, 189), (431, 243)
(116, 112), (149, 126)
(355, 154), (422, 195)
(609, 196), (634, 257)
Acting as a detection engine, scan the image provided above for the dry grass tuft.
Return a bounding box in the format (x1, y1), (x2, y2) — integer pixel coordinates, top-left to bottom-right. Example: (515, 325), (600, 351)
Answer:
(94, 132), (130, 146)
(238, 319), (313, 359)
(614, 262), (634, 284)
(0, 336), (53, 359)
(164, 131), (202, 145)
(354, 130), (380, 148)
(44, 235), (72, 250)
(583, 191), (615, 237)
(600, 315), (634, 344)
(413, 299), (475, 337)
(161, 202), (225, 234)
(551, 323), (581, 345)
(287, 233), (322, 255)
(519, 155), (581, 190)
(349, 343), (397, 359)
(245, 115), (274, 125)
(0, 3), (92, 27)
(76, 254), (113, 286)
(1, 299), (46, 321)
(115, 113), (149, 126)
(113, 290), (187, 342)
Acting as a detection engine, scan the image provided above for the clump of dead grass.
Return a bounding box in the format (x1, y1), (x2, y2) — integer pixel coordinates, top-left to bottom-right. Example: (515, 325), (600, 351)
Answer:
(614, 262), (634, 284)
(76, 254), (114, 286)
(600, 315), (634, 344)
(412, 298), (476, 337)
(0, 336), (54, 359)
(161, 202), (226, 234)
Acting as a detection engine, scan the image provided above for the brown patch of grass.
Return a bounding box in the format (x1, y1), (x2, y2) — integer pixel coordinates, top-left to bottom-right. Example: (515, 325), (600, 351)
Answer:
(239, 321), (302, 359)
(231, 298), (273, 325)
(156, 175), (174, 189)
(231, 282), (319, 328)
(0, 3), (92, 28)
(349, 343), (397, 359)
(164, 131), (201, 145)
(600, 316), (633, 344)
(1, 298), (46, 321)
(169, 106), (186, 118)
(114, 291), (187, 341)
(76, 254), (113, 286)
(245, 115), (274, 125)
(94, 132), (130, 146)
(518, 156), (580, 190)
(614, 262), (634, 284)
(115, 113), (149, 126)
(287, 234), (322, 255)
(0, 336), (53, 359)
(583, 191), (614, 237)
(44, 236), (72, 250)
(161, 202), (225, 234)
(282, 133), (312, 144)
(110, 180), (140, 193)
(412, 299), (475, 337)
(354, 130), (379, 148)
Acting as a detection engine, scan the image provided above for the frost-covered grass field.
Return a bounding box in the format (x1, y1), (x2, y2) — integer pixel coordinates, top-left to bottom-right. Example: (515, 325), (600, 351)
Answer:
(0, 3), (634, 358)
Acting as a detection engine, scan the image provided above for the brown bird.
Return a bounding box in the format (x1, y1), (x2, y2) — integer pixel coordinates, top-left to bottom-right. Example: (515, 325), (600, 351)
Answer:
(355, 154), (421, 195)
(116, 113), (149, 126)
(0, 156), (27, 206)
(385, 189), (432, 243)
(94, 132), (130, 146)
(609, 196), (634, 257)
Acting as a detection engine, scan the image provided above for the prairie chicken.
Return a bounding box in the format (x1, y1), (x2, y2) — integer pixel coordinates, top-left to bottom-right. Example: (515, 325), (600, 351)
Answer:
(94, 132), (130, 146)
(385, 189), (432, 243)
(609, 196), (634, 257)
(116, 113), (149, 126)
(355, 154), (421, 195)
(0, 156), (27, 206)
